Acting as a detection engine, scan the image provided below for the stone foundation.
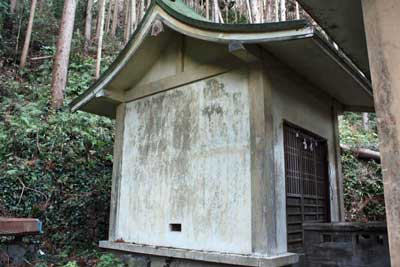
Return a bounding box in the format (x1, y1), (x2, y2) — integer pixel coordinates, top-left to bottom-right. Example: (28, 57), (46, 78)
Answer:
(0, 238), (38, 266)
(302, 222), (390, 267)
(116, 254), (295, 267)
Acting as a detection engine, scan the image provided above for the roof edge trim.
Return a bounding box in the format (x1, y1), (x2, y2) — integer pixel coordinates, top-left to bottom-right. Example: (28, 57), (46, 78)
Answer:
(312, 30), (373, 97)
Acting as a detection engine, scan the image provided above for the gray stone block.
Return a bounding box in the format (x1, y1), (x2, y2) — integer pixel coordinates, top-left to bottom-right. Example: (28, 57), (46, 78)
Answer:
(302, 222), (390, 267)
(121, 255), (151, 267)
(0, 239), (37, 266)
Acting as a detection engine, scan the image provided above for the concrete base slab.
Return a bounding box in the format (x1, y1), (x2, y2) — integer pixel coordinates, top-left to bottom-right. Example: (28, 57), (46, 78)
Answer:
(99, 241), (299, 267)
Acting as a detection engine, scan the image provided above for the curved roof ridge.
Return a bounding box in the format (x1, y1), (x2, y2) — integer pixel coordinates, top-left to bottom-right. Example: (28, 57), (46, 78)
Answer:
(156, 0), (310, 33)
(156, 0), (210, 22)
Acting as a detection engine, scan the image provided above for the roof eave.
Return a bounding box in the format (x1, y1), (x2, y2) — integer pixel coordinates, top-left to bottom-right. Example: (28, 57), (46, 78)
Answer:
(312, 30), (373, 98)
(70, 0), (374, 117)
(296, 0), (370, 79)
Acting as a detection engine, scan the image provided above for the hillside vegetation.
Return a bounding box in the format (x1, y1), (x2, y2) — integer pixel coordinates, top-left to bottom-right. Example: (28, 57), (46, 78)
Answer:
(340, 113), (384, 222)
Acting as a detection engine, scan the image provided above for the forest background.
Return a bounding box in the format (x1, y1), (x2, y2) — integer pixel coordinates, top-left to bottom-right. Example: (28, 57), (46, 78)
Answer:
(0, 0), (384, 266)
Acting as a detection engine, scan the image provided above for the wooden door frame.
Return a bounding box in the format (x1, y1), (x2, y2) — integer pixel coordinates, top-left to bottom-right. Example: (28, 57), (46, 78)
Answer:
(283, 120), (331, 252)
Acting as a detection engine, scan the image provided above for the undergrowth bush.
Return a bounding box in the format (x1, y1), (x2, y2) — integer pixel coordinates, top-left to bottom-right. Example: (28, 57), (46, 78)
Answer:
(96, 254), (124, 267)
(0, 54), (114, 252)
(0, 1), (123, 264)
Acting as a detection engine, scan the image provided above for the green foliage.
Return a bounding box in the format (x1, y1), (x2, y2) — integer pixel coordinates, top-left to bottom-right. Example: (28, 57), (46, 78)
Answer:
(339, 112), (379, 150)
(0, 53), (114, 252)
(97, 254), (124, 267)
(342, 151), (385, 221)
(0, 1), (125, 263)
(64, 261), (79, 267)
(0, 0), (124, 265)
(0, 1), (9, 32)
(340, 112), (385, 221)
(0, 0), (15, 60)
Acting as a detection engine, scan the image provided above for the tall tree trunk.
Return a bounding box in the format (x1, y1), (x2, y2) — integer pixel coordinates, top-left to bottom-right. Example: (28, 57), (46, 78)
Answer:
(10, 0), (17, 13)
(205, 0), (210, 20)
(105, 0), (113, 33)
(265, 0), (273, 21)
(237, 2), (242, 22)
(7, 0), (18, 35)
(225, 4), (228, 23)
(37, 0), (43, 12)
(249, 0), (261, 23)
(50, 0), (78, 109)
(123, 0), (130, 43)
(15, 5), (24, 54)
(280, 0), (286, 21)
(362, 113), (369, 130)
(96, 0), (106, 79)
(245, 0), (253, 23)
(130, 0), (137, 34)
(194, 0), (198, 16)
(234, 6), (238, 23)
(218, 5), (224, 23)
(212, 0), (224, 23)
(110, 0), (120, 37)
(261, 0), (266, 22)
(362, 0), (400, 264)
(19, 0), (37, 69)
(84, 0), (94, 56)
(295, 1), (300, 19)
(274, 0), (279, 21)
(139, 0), (145, 20)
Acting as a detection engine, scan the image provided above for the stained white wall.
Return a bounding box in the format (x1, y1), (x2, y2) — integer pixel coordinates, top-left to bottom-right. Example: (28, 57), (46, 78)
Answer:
(117, 70), (252, 254)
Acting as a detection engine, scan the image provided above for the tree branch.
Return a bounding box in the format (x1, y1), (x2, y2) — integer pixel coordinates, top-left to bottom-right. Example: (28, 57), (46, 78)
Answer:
(340, 144), (381, 163)
(17, 178), (49, 206)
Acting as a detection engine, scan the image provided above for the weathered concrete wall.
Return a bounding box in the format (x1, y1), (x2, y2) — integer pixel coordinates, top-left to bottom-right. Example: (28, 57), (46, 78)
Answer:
(117, 70), (252, 254)
(136, 38), (180, 87)
(135, 35), (234, 89)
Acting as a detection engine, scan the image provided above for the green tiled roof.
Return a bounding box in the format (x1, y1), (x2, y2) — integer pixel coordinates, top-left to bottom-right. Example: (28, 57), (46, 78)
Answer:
(158, 0), (209, 22)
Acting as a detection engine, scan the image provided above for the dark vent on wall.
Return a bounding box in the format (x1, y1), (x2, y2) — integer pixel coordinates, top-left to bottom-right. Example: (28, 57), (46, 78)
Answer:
(170, 224), (182, 232)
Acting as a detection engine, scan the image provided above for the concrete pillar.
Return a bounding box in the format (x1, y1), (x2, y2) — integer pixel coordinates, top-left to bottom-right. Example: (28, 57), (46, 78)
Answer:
(109, 103), (126, 241)
(361, 1), (400, 265)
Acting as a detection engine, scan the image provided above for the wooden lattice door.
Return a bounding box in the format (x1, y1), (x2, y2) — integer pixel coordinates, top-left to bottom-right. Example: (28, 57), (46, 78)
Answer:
(284, 122), (330, 252)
